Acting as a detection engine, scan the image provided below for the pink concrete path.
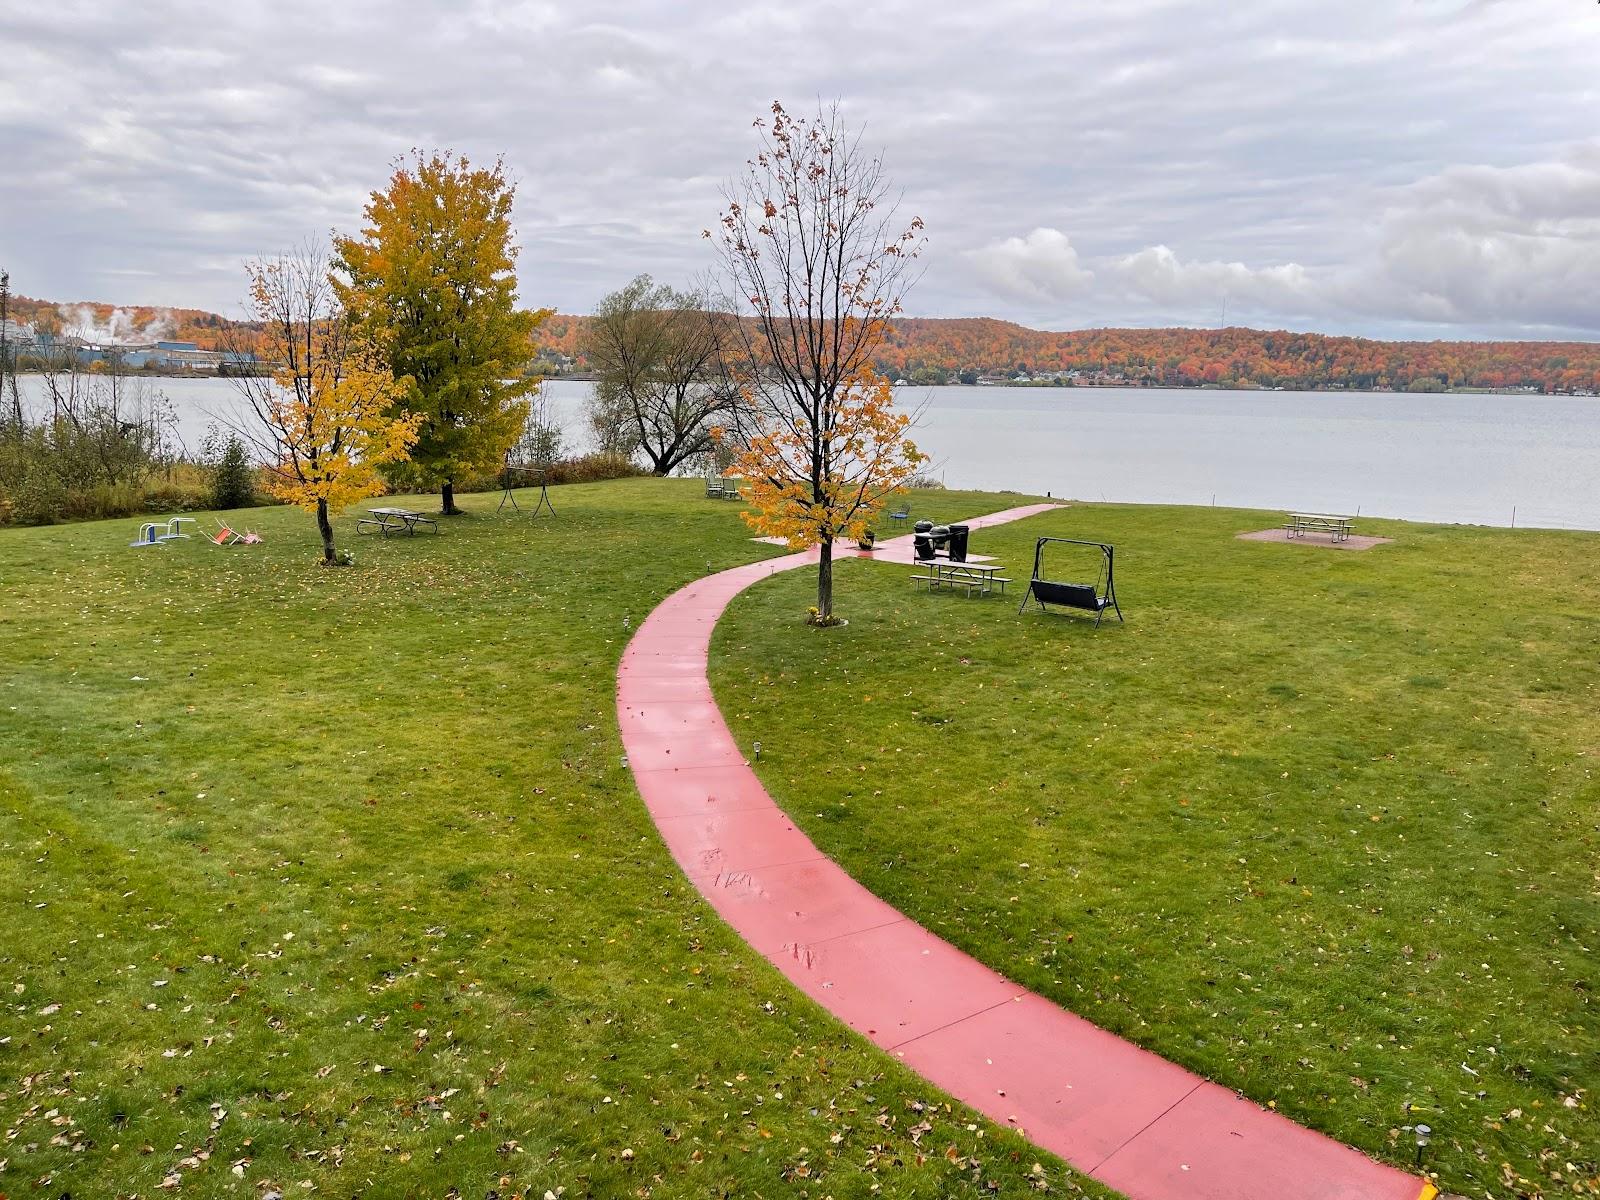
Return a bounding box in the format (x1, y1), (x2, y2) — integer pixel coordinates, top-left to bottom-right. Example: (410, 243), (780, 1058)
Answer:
(617, 503), (1432, 1200)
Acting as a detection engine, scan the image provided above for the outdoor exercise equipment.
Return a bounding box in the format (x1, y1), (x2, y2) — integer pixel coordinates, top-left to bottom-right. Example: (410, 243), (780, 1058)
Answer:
(1017, 537), (1122, 627)
(497, 463), (556, 517)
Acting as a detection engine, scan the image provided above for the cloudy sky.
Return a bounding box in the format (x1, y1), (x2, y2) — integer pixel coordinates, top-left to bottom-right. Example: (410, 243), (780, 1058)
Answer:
(3, 0), (1598, 340)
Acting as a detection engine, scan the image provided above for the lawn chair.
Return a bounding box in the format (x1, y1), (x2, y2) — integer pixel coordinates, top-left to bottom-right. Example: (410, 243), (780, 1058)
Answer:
(888, 501), (911, 523)
(240, 529), (263, 544)
(209, 524), (241, 546)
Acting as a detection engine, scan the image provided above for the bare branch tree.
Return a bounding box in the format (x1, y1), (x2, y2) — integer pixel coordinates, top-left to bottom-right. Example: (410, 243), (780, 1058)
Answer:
(580, 274), (743, 475)
(708, 100), (925, 619)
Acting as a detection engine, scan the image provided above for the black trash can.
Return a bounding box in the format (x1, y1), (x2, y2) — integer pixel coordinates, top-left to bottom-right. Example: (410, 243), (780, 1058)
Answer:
(913, 532), (936, 561)
(947, 524), (970, 562)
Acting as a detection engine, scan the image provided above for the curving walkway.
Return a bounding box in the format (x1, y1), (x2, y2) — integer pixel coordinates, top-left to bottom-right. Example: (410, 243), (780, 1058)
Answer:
(617, 503), (1433, 1200)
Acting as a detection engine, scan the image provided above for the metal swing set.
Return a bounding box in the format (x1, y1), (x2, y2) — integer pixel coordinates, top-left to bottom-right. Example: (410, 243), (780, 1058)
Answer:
(496, 462), (557, 517)
(1017, 537), (1123, 627)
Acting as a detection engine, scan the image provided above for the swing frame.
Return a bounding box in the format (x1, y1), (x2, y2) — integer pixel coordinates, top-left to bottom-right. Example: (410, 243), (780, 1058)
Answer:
(1018, 537), (1123, 627)
(497, 463), (557, 517)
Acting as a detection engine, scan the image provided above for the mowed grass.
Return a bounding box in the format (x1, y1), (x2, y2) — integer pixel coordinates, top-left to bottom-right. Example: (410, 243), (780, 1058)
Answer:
(0, 480), (1119, 1199)
(711, 502), (1600, 1199)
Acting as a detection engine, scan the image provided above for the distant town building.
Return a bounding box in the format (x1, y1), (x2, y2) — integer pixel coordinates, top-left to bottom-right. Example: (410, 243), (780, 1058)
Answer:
(0, 319), (37, 347)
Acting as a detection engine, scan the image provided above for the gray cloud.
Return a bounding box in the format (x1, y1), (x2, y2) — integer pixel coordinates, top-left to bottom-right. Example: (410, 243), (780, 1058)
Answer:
(967, 143), (1600, 334)
(1, 0), (1596, 338)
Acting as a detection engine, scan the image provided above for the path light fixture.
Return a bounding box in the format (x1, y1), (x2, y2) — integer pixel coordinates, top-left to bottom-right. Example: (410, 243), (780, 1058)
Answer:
(753, 740), (762, 762)
(623, 615), (630, 630)
(1413, 1124), (1431, 1168)
(620, 755), (628, 770)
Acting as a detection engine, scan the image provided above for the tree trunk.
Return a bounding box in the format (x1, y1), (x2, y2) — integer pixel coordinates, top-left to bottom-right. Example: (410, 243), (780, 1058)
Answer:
(316, 497), (336, 564)
(441, 479), (460, 515)
(816, 535), (834, 621)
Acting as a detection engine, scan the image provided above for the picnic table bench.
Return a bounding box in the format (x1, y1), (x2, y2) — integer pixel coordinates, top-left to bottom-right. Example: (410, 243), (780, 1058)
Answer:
(911, 560), (1011, 598)
(358, 507), (439, 537)
(1284, 512), (1354, 543)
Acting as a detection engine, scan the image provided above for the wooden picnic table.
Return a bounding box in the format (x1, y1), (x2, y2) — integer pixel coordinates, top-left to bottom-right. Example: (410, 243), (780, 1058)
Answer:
(1285, 512), (1354, 542)
(358, 507), (439, 537)
(911, 559), (1012, 598)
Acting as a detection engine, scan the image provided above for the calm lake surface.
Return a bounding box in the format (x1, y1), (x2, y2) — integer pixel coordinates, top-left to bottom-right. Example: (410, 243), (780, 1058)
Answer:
(19, 375), (1600, 531)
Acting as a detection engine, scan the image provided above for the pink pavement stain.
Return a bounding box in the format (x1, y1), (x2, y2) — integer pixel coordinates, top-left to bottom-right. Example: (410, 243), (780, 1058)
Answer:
(617, 503), (1431, 1200)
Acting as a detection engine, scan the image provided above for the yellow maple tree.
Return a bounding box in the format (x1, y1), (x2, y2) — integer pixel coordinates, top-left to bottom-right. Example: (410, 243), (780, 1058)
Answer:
(334, 151), (547, 515)
(231, 250), (422, 563)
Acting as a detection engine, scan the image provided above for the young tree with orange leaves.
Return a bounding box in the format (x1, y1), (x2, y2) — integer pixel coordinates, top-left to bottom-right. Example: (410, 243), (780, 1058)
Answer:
(724, 365), (922, 617)
(228, 249), (421, 564)
(710, 101), (925, 623)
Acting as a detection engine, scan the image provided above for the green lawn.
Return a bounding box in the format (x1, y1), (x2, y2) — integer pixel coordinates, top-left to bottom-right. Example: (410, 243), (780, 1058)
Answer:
(0, 480), (1117, 1199)
(711, 502), (1600, 1199)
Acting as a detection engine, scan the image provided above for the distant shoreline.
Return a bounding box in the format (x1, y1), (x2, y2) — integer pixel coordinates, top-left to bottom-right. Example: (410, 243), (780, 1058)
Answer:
(7, 367), (1592, 399)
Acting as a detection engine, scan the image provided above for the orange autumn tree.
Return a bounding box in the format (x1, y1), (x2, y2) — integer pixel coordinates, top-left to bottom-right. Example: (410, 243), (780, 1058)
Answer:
(710, 101), (926, 624)
(228, 249), (422, 563)
(723, 361), (922, 615)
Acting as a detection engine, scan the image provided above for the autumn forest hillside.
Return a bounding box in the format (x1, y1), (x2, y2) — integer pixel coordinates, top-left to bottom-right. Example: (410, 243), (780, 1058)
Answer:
(15, 295), (1600, 393)
(539, 313), (1600, 392)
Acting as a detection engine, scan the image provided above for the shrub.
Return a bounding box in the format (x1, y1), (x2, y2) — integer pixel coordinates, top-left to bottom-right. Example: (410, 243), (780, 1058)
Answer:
(542, 453), (652, 485)
(209, 434), (256, 510)
(451, 452), (651, 495)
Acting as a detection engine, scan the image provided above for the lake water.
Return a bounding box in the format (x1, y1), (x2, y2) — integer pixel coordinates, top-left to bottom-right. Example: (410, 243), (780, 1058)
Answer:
(16, 375), (1600, 531)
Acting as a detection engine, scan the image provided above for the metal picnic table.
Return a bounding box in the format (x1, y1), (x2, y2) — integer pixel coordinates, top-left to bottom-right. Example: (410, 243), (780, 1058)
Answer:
(911, 559), (1011, 597)
(1285, 512), (1354, 543)
(358, 507), (439, 537)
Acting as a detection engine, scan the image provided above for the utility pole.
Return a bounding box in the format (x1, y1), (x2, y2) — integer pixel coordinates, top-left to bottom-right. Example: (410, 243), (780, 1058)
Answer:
(0, 268), (17, 428)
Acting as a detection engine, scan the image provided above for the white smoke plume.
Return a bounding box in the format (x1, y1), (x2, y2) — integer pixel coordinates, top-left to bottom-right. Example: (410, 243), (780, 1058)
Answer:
(57, 304), (176, 345)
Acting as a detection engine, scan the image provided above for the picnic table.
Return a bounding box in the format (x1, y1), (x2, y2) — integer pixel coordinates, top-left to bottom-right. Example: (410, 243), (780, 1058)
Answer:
(1285, 512), (1354, 543)
(358, 507), (439, 537)
(911, 560), (1011, 598)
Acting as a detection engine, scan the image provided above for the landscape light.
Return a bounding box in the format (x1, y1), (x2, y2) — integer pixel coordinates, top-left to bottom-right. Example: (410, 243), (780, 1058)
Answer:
(1413, 1124), (1431, 1167)
(753, 741), (763, 762)
(620, 755), (629, 770)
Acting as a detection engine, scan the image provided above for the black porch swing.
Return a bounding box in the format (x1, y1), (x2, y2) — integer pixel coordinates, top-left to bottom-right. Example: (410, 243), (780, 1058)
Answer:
(1017, 537), (1123, 627)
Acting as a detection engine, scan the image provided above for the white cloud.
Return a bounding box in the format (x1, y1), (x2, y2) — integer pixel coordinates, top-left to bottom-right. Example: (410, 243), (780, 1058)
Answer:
(1112, 245), (1314, 313)
(967, 228), (1094, 302)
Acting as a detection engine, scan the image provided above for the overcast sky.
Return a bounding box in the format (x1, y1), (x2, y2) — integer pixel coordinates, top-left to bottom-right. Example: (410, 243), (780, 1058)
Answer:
(3, 0), (1598, 340)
